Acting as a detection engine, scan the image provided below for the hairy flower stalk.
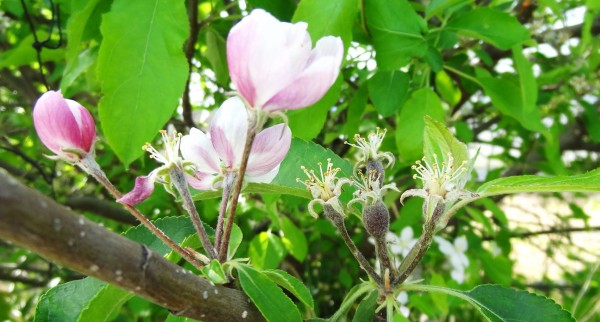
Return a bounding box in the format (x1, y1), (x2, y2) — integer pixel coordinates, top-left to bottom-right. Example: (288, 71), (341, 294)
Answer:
(298, 160), (382, 286)
(118, 130), (217, 260)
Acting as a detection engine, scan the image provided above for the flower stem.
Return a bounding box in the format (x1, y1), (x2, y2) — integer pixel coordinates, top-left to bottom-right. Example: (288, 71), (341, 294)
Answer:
(375, 238), (397, 280)
(169, 167), (218, 260)
(77, 155), (205, 271)
(218, 114), (260, 262)
(393, 203), (444, 285)
(215, 172), (235, 250)
(325, 205), (383, 286)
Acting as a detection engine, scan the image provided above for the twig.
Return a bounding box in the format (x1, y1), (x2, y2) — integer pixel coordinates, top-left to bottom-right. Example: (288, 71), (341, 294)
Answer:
(77, 156), (205, 271)
(181, 0), (199, 128)
(215, 172), (235, 249)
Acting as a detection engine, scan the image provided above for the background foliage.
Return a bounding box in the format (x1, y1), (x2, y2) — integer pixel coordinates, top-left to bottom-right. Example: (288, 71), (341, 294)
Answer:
(0, 0), (599, 320)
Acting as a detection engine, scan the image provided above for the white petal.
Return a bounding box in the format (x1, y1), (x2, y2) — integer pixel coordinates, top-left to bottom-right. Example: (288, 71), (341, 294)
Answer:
(434, 236), (454, 256)
(454, 236), (468, 252)
(245, 164), (280, 184)
(400, 226), (414, 242)
(180, 128), (220, 173)
(210, 97), (248, 168)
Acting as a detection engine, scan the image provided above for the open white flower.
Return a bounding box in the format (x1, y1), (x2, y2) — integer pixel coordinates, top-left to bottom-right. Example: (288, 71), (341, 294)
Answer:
(434, 235), (469, 284)
(181, 97), (292, 190)
(348, 169), (398, 208)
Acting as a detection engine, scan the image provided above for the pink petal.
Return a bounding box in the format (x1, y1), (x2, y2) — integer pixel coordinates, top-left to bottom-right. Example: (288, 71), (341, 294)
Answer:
(264, 36), (344, 111)
(116, 172), (157, 205)
(246, 164), (280, 183)
(186, 171), (218, 191)
(246, 124), (291, 176)
(227, 9), (312, 108)
(33, 91), (96, 157)
(210, 97), (248, 168)
(180, 128), (220, 173)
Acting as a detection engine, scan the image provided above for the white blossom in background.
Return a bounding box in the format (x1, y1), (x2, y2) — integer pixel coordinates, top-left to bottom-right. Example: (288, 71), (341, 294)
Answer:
(389, 226), (418, 258)
(434, 235), (469, 284)
(396, 291), (410, 318)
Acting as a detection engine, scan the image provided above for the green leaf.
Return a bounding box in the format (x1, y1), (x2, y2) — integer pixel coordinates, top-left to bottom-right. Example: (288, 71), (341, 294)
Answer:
(292, 0), (358, 49)
(287, 77), (342, 140)
(422, 116), (469, 166)
(77, 286), (131, 322)
(247, 0), (297, 21)
(477, 168), (600, 197)
(0, 32), (65, 69)
(365, 0), (428, 70)
(97, 0), (189, 166)
(464, 285), (575, 322)
(280, 217), (308, 261)
(205, 28), (230, 87)
(429, 274), (449, 314)
(445, 8), (529, 50)
(426, 0), (473, 19)
(202, 259), (228, 284)
(368, 70), (410, 117)
(411, 284), (575, 322)
(237, 265), (303, 322)
(435, 70), (461, 107)
(342, 84), (368, 137)
(228, 224), (243, 260)
(477, 71), (543, 132)
(249, 231), (287, 270)
(262, 269), (314, 309)
(34, 278), (107, 322)
(396, 89), (446, 163)
(512, 45), (537, 112)
(352, 290), (378, 322)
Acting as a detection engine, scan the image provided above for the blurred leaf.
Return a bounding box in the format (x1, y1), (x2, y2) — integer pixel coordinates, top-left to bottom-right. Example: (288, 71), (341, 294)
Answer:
(435, 70), (461, 107)
(426, 0), (473, 19)
(293, 0), (358, 49)
(352, 290), (378, 322)
(365, 0), (428, 70)
(343, 84), (368, 137)
(247, 0), (297, 21)
(97, 0), (189, 166)
(228, 224), (243, 260)
(263, 269), (314, 308)
(479, 252), (513, 285)
(477, 168), (600, 196)
(237, 265), (303, 322)
(446, 8), (529, 50)
(0, 32), (65, 69)
(280, 217), (308, 261)
(205, 28), (230, 87)
(430, 273), (449, 314)
(396, 89), (446, 163)
(249, 232), (286, 270)
(368, 70), (409, 117)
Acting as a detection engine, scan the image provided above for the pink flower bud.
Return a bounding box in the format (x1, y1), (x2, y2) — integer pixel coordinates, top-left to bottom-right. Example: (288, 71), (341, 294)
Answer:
(33, 91), (96, 161)
(227, 9), (344, 112)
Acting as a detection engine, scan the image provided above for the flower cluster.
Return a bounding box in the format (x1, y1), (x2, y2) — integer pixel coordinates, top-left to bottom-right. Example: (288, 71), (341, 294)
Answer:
(296, 158), (348, 218)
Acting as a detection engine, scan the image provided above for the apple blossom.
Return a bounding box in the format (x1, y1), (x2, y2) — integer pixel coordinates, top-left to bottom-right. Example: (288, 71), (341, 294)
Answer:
(181, 97), (292, 190)
(227, 9), (344, 112)
(32, 90), (96, 162)
(296, 159), (349, 219)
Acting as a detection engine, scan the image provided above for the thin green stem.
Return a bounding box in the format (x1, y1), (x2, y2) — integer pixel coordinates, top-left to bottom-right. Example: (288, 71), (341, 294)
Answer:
(329, 282), (373, 322)
(444, 65), (481, 85)
(77, 156), (205, 271)
(386, 296), (394, 322)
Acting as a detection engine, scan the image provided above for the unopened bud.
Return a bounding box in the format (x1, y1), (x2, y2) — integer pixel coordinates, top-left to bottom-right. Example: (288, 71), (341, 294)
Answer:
(362, 201), (389, 240)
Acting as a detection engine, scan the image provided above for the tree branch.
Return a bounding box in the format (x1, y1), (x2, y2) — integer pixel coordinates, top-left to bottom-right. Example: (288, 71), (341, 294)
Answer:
(483, 225), (600, 241)
(0, 169), (264, 322)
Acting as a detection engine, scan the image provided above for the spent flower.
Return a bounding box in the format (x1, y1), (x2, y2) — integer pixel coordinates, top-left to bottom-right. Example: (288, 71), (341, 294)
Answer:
(297, 159), (349, 218)
(227, 9), (343, 112)
(401, 152), (478, 207)
(345, 128), (394, 173)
